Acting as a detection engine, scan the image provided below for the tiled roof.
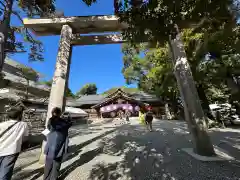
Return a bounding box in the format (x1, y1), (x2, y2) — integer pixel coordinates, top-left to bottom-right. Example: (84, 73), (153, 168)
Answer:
(4, 57), (23, 67)
(67, 94), (106, 107)
(0, 88), (49, 103)
(3, 71), (50, 91)
(3, 57), (50, 92)
(67, 90), (162, 107)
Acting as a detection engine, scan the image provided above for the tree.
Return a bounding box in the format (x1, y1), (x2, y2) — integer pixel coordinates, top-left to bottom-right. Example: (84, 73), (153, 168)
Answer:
(66, 87), (75, 98)
(103, 87), (140, 95)
(0, 0), (98, 73)
(115, 0), (239, 156)
(41, 79), (75, 98)
(0, 0), (56, 73)
(76, 83), (97, 96)
(122, 42), (182, 118)
(17, 65), (39, 99)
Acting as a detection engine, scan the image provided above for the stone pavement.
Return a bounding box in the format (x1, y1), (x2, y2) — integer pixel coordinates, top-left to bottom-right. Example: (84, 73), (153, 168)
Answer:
(13, 118), (240, 180)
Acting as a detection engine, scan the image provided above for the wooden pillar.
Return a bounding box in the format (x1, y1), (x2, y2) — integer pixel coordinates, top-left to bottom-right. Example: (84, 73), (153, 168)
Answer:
(39, 25), (73, 164)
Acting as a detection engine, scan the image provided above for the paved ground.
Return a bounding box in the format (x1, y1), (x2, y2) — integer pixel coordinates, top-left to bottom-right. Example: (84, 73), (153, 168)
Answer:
(12, 118), (240, 180)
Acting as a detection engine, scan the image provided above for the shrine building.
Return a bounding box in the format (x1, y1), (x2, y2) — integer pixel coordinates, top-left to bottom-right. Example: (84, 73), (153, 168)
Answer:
(67, 88), (164, 118)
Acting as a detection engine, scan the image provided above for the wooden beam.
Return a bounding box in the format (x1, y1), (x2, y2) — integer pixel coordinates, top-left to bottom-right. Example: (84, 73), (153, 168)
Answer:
(71, 34), (125, 46)
(23, 15), (128, 36)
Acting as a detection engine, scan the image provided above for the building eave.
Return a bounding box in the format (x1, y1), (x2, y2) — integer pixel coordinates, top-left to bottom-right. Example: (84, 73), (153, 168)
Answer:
(92, 89), (142, 109)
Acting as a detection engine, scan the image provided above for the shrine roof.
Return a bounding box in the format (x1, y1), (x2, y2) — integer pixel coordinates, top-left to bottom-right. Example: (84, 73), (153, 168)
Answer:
(66, 88), (162, 108)
(67, 94), (106, 107)
(92, 89), (138, 108)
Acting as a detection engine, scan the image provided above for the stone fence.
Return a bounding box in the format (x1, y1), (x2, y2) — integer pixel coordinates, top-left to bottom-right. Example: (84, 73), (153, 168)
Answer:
(22, 110), (46, 135)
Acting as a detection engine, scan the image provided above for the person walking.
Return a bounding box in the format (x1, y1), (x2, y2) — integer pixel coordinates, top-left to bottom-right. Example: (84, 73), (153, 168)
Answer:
(0, 107), (29, 180)
(145, 106), (154, 132)
(43, 107), (72, 180)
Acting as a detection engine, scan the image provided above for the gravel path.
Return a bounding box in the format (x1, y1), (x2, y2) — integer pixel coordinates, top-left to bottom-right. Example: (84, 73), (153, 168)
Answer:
(12, 118), (240, 180)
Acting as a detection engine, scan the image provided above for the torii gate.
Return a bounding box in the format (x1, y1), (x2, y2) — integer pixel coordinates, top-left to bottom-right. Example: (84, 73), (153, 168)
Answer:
(23, 15), (215, 158)
(23, 15), (127, 123)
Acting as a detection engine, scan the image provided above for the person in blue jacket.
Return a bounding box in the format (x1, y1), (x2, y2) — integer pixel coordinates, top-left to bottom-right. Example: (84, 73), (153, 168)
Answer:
(43, 107), (72, 180)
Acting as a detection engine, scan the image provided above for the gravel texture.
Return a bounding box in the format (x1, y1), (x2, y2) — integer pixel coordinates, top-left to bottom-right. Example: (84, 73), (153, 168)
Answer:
(12, 118), (240, 180)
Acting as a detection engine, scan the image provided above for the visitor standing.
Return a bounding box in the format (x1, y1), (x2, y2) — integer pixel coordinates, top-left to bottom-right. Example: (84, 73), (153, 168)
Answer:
(0, 107), (29, 180)
(43, 107), (72, 180)
(125, 110), (130, 123)
(139, 108), (145, 125)
(145, 106), (154, 132)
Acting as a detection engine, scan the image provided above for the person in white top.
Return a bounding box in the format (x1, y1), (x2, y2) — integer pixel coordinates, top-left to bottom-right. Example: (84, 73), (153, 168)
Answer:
(0, 107), (29, 180)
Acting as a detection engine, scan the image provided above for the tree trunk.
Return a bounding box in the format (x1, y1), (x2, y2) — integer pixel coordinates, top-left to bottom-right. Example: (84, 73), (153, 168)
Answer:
(165, 103), (172, 120)
(168, 26), (215, 156)
(0, 0), (13, 72)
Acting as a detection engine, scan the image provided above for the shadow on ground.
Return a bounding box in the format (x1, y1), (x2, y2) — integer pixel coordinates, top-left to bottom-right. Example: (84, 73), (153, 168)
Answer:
(59, 127), (120, 178)
(12, 125), (118, 180)
(13, 120), (240, 180)
(12, 167), (44, 180)
(88, 121), (240, 180)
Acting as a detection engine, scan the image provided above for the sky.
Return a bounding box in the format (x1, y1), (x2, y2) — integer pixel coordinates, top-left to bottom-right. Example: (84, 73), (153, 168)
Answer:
(9, 0), (136, 94)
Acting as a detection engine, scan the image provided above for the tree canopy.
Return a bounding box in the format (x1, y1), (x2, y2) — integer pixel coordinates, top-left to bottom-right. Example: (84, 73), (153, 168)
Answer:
(41, 79), (75, 98)
(0, 0), (57, 63)
(102, 87), (140, 95)
(0, 0), (98, 66)
(122, 23), (240, 116)
(115, 0), (239, 44)
(16, 65), (39, 99)
(76, 83), (97, 96)
(17, 65), (39, 82)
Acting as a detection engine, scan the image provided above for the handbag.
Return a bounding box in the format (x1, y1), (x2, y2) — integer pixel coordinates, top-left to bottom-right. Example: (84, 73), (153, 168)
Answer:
(41, 128), (51, 136)
(0, 122), (18, 138)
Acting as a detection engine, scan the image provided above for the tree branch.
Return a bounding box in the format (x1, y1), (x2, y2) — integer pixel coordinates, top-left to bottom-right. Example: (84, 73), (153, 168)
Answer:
(0, 1), (6, 9)
(11, 11), (35, 42)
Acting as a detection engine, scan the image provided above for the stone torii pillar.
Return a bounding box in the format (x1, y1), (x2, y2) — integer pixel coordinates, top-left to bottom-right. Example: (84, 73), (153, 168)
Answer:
(39, 24), (73, 163)
(46, 24), (73, 124)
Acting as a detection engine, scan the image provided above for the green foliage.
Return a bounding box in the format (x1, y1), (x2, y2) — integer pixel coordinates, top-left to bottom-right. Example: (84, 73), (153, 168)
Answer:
(41, 79), (75, 98)
(41, 79), (53, 88)
(102, 87), (140, 95)
(66, 87), (75, 98)
(76, 83), (97, 96)
(17, 65), (39, 99)
(17, 65), (39, 82)
(0, 0), (101, 63)
(115, 0), (237, 44)
(18, 0), (56, 17)
(0, 0), (55, 62)
(121, 26), (240, 117)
